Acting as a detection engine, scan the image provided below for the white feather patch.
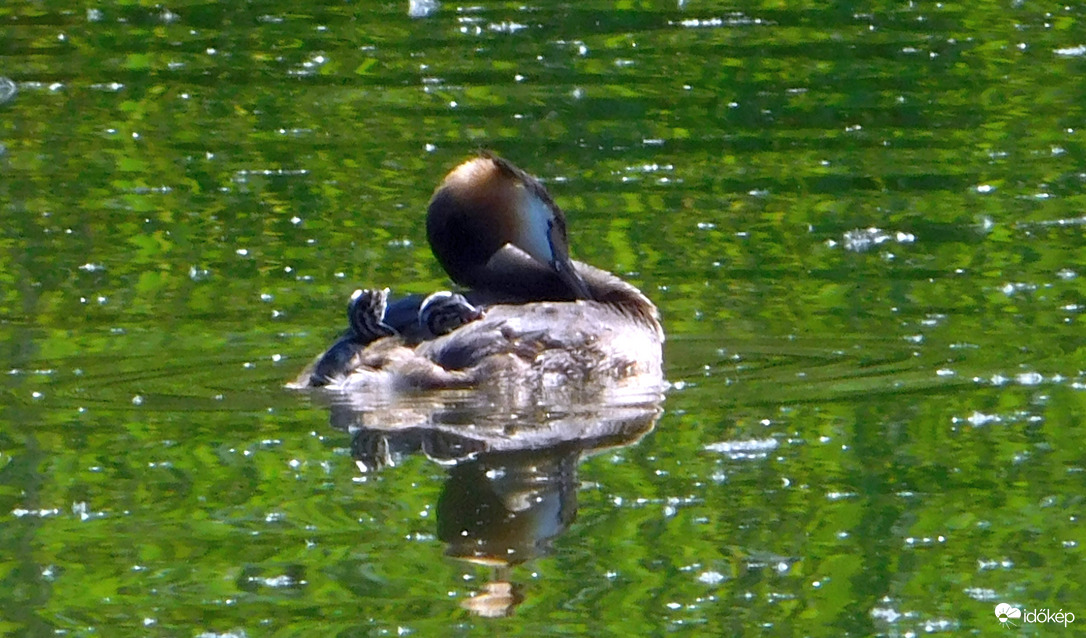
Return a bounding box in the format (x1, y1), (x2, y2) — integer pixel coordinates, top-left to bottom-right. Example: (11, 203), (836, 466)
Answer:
(517, 189), (556, 266)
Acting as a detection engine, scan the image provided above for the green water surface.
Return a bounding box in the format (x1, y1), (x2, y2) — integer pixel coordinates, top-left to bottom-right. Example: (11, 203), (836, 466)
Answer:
(1, 1), (1084, 636)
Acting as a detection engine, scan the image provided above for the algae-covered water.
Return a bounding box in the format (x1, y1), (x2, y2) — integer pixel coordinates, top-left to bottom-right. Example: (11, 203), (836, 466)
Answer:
(2, 1), (1084, 635)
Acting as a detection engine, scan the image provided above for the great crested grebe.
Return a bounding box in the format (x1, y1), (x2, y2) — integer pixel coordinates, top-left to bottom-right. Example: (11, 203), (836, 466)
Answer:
(294, 154), (663, 391)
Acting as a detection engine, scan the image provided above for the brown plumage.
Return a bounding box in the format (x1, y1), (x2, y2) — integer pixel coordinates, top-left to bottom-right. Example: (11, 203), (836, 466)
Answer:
(294, 154), (663, 393)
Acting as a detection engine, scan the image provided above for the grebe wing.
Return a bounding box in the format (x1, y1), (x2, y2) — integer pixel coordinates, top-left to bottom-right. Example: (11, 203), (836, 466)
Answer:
(414, 301), (661, 381)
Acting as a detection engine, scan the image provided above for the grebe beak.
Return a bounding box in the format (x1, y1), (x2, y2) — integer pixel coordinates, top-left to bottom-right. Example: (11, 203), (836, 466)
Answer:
(553, 253), (592, 300)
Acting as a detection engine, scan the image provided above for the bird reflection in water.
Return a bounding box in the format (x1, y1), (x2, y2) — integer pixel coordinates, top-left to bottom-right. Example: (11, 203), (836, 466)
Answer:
(295, 154), (667, 615)
(329, 396), (662, 617)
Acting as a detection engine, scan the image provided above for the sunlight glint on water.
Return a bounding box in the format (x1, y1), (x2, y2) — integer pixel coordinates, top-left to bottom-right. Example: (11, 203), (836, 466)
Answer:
(1, 0), (1084, 634)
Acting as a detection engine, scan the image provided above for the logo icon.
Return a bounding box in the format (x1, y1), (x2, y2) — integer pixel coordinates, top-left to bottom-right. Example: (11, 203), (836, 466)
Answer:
(995, 603), (1022, 627)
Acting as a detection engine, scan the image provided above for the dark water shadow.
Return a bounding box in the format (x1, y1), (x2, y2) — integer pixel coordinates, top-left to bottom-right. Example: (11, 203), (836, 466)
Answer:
(311, 388), (663, 617)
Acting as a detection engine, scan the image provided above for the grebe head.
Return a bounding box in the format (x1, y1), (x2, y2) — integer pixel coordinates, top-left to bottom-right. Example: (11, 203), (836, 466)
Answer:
(419, 291), (483, 336)
(426, 154), (593, 301)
